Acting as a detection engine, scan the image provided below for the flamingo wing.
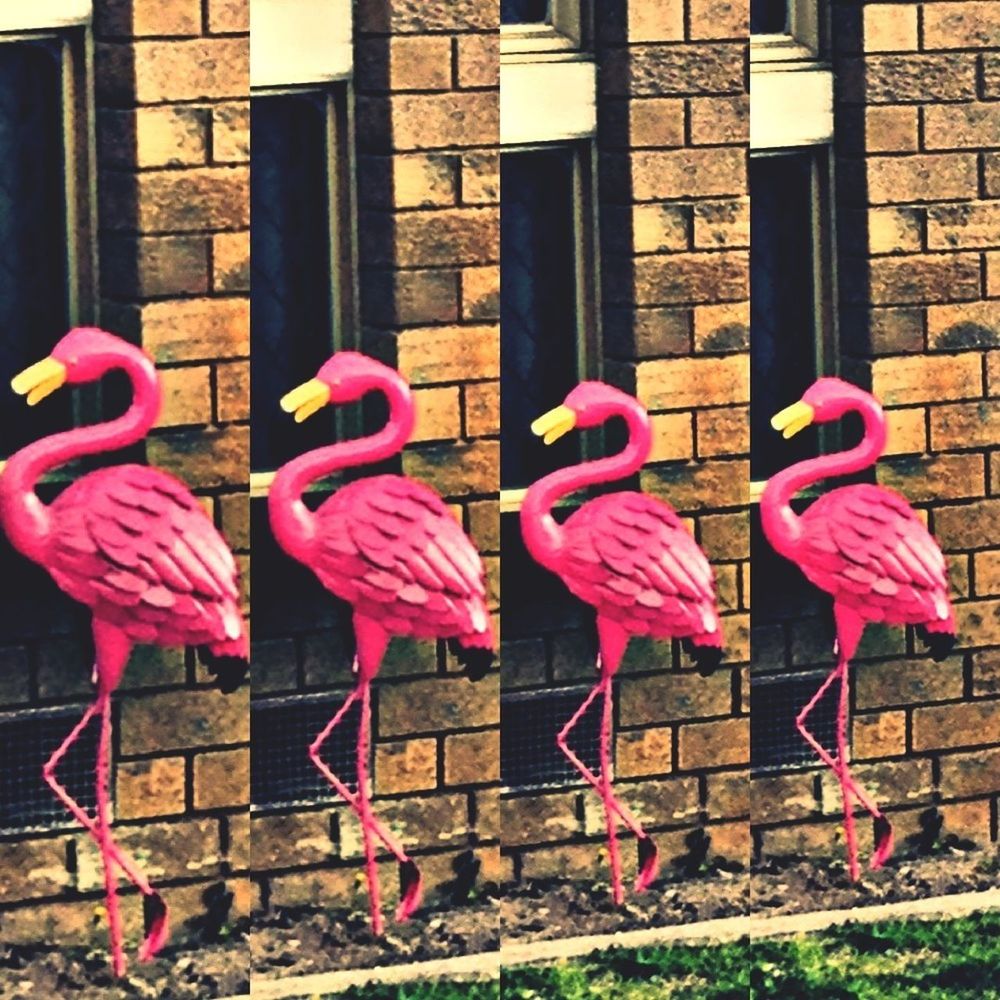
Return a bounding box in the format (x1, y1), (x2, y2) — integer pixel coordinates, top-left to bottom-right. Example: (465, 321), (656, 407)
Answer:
(563, 492), (720, 639)
(800, 483), (952, 626)
(313, 475), (491, 640)
(48, 465), (246, 651)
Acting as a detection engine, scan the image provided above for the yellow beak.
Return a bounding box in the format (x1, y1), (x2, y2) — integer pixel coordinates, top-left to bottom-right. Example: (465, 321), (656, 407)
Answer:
(11, 356), (68, 406)
(280, 378), (331, 423)
(771, 400), (815, 439)
(531, 404), (577, 446)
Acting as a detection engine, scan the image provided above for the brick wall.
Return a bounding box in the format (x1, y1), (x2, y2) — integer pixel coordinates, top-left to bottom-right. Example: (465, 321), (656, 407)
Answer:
(249, 0), (501, 915)
(0, 0), (250, 947)
(750, 1), (1000, 862)
(500, 0), (751, 885)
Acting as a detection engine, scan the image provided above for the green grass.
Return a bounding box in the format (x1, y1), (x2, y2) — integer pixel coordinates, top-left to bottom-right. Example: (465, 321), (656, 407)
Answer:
(326, 912), (1000, 999)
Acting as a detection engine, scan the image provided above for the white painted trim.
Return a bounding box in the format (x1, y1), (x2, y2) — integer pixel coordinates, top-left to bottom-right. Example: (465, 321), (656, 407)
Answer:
(0, 1), (91, 31)
(250, 0), (352, 89)
(750, 62), (834, 150)
(501, 58), (597, 146)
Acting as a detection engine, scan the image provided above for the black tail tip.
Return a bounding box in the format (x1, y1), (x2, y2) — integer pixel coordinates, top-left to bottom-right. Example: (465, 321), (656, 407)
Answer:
(683, 638), (723, 676)
(448, 639), (495, 681)
(197, 649), (249, 693)
(143, 892), (167, 936)
(915, 626), (956, 662)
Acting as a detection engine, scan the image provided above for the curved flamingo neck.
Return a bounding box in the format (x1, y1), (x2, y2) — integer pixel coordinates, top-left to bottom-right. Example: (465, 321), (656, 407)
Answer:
(269, 370), (414, 560)
(761, 394), (887, 560)
(520, 398), (652, 571)
(0, 348), (161, 565)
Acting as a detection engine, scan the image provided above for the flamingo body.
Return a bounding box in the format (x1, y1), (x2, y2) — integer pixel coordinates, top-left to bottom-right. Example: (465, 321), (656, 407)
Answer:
(47, 465), (246, 665)
(559, 491), (721, 644)
(310, 474), (490, 646)
(269, 352), (494, 935)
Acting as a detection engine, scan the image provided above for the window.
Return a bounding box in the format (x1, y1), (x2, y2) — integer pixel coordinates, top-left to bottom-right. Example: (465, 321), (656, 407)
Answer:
(249, 0), (357, 483)
(251, 695), (358, 810)
(501, 687), (606, 791)
(502, 0), (549, 23)
(751, 671), (837, 771)
(750, 0), (824, 57)
(0, 707), (97, 834)
(0, 8), (96, 460)
(501, 0), (589, 53)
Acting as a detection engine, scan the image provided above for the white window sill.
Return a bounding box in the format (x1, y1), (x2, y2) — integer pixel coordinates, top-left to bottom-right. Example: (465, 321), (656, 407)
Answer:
(250, 0), (352, 89)
(0, 1), (91, 31)
(501, 23), (578, 59)
(501, 56), (597, 145)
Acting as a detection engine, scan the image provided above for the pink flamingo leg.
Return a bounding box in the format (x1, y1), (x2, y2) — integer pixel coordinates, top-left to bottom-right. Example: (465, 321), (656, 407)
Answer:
(308, 669), (422, 931)
(42, 691), (168, 975)
(556, 666), (659, 901)
(95, 688), (126, 977)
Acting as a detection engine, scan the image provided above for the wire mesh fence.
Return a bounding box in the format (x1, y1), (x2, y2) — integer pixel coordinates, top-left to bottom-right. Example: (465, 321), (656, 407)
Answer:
(501, 687), (607, 791)
(751, 670), (840, 772)
(251, 694), (359, 810)
(0, 39), (70, 458)
(0, 707), (98, 834)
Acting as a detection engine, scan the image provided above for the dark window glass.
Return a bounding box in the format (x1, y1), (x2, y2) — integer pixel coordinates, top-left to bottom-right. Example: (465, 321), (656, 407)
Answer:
(750, 152), (818, 483)
(502, 0), (550, 24)
(751, 0), (788, 33)
(501, 148), (579, 490)
(0, 41), (70, 457)
(501, 687), (607, 790)
(251, 696), (358, 808)
(251, 92), (335, 470)
(0, 709), (97, 833)
(751, 671), (837, 771)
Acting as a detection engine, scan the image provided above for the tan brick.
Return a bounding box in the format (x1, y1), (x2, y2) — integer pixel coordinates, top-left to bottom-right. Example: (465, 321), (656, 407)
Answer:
(388, 36), (453, 90)
(688, 95), (747, 146)
(457, 34), (497, 88)
(868, 207), (922, 255)
(751, 773), (817, 823)
(986, 153), (1000, 197)
(693, 301), (749, 352)
(128, 38), (248, 103)
(706, 770), (749, 818)
(693, 199), (749, 250)
(115, 757), (185, 820)
(632, 204), (689, 254)
(877, 452), (984, 502)
(973, 650), (1000, 697)
(649, 411), (694, 462)
(101, 234), (209, 298)
(412, 386), (461, 442)
(631, 251), (748, 306)
(444, 730), (499, 785)
(936, 500), (1000, 550)
(884, 407), (926, 455)
(987, 253), (1000, 298)
(617, 775), (700, 827)
(820, 760), (932, 814)
(927, 300), (1000, 350)
(975, 550), (1000, 597)
(462, 152), (498, 206)
(193, 748), (248, 809)
(99, 106), (209, 169)
(379, 676), (498, 737)
(462, 266), (499, 321)
(925, 104), (1000, 151)
(643, 458), (749, 511)
(129, 297), (248, 363)
(849, 53), (977, 103)
(374, 738), (438, 794)
(853, 710), (906, 759)
(0, 840), (71, 903)
(869, 253), (980, 305)
(864, 3), (918, 51)
(939, 799), (992, 844)
(958, 598), (1000, 646)
(913, 700), (1000, 751)
(372, 207), (497, 267)
(121, 688), (248, 755)
(159, 365), (212, 426)
(923, 1), (1000, 49)
(99, 0), (202, 35)
(208, 0), (249, 33)
(626, 354), (748, 410)
(871, 352), (982, 405)
(677, 718), (747, 770)
(220, 494), (249, 550)
(866, 154), (978, 205)
(865, 106), (919, 153)
(394, 324), (498, 384)
(216, 360), (249, 422)
(695, 406), (749, 458)
(855, 657), (964, 708)
(213, 231), (249, 293)
(631, 148), (745, 201)
(627, 0), (684, 41)
(616, 726), (673, 778)
(465, 381), (499, 437)
(403, 439), (498, 497)
(251, 812), (331, 870)
(468, 500), (499, 552)
(620, 670), (731, 726)
(930, 401), (1000, 451)
(628, 98), (686, 147)
(938, 747), (1000, 798)
(212, 102), (249, 164)
(365, 269), (459, 325)
(367, 91), (498, 150)
(928, 202), (1000, 251)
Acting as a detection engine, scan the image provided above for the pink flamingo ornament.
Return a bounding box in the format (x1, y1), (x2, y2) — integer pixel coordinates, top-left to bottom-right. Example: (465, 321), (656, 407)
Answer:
(269, 352), (494, 935)
(522, 382), (723, 905)
(0, 329), (248, 977)
(762, 378), (955, 880)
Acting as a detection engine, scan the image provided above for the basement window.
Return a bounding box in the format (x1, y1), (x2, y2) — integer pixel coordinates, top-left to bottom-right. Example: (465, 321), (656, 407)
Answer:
(750, 670), (839, 772)
(251, 694), (359, 810)
(0, 707), (98, 834)
(501, 687), (608, 791)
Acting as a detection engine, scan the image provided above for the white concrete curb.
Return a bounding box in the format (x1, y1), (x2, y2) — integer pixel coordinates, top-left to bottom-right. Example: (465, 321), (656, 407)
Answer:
(223, 887), (1000, 999)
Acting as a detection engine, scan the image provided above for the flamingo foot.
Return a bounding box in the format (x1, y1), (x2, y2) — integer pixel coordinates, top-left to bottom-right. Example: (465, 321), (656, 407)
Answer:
(635, 835), (660, 893)
(395, 858), (423, 922)
(871, 815), (894, 870)
(138, 892), (169, 962)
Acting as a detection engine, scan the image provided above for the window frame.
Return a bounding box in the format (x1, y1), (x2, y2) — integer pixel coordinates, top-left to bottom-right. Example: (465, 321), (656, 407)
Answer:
(751, 0), (826, 59)
(500, 0), (591, 55)
(0, 16), (99, 470)
(249, 0), (358, 496)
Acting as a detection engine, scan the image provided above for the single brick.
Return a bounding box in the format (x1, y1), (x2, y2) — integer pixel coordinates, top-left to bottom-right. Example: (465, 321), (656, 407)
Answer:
(379, 676), (499, 737)
(688, 95), (748, 146)
(98, 0), (201, 36)
(864, 3), (918, 51)
(938, 747), (1000, 798)
(693, 302), (749, 352)
(159, 365), (212, 427)
(843, 53), (977, 104)
(216, 360), (249, 423)
(616, 726), (673, 778)
(212, 102), (249, 164)
(930, 401), (1000, 451)
(251, 812), (332, 870)
(630, 148), (746, 201)
(642, 458), (749, 512)
(147, 425), (249, 489)
(363, 269), (460, 325)
(629, 251), (748, 306)
(923, 1), (1000, 49)
(362, 92), (498, 151)
(867, 207), (922, 255)
(457, 34), (498, 89)
(913, 701), (1000, 751)
(677, 718), (748, 770)
(620, 670), (731, 727)
(99, 107), (209, 169)
(115, 757), (186, 820)
(627, 0), (684, 40)
(631, 204), (689, 254)
(924, 103), (1000, 151)
(462, 152), (499, 206)
(366, 207), (497, 267)
(374, 738), (438, 794)
(935, 500), (1000, 550)
(464, 381), (499, 438)
(855, 657), (964, 708)
(884, 407), (927, 455)
(871, 352), (982, 405)
(705, 770), (749, 818)
(193, 748), (249, 810)
(213, 231), (249, 293)
(412, 386), (462, 442)
(208, 0), (249, 33)
(403, 439), (498, 497)
(443, 730), (499, 785)
(626, 98), (686, 148)
(624, 354), (749, 410)
(693, 199), (749, 250)
(129, 38), (248, 103)
(689, 0), (747, 39)
(0, 839), (71, 903)
(131, 297), (249, 363)
(866, 154), (978, 205)
(865, 106), (919, 153)
(393, 324), (498, 384)
(695, 406), (749, 458)
(853, 711), (907, 759)
(877, 452), (984, 503)
(101, 234), (210, 299)
(648, 412), (694, 462)
(751, 773), (817, 823)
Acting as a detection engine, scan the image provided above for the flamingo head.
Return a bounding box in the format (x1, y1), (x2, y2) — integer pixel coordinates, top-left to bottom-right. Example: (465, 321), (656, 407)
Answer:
(771, 377), (880, 439)
(11, 328), (151, 406)
(280, 352), (405, 423)
(530, 381), (641, 445)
